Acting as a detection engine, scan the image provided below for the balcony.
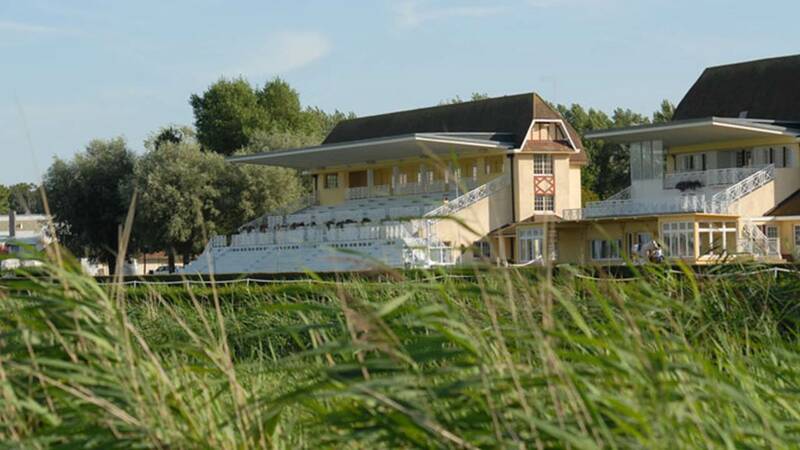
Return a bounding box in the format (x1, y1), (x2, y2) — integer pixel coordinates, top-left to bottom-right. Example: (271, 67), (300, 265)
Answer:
(663, 166), (763, 190)
(562, 195), (709, 221)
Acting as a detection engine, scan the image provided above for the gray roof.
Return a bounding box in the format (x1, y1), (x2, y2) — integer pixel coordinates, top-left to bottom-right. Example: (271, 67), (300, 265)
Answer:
(324, 92), (584, 151)
(674, 54), (800, 122)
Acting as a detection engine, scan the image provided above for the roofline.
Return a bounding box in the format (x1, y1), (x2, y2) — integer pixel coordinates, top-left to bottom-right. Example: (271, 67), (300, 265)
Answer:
(585, 117), (800, 141)
(227, 133), (516, 165)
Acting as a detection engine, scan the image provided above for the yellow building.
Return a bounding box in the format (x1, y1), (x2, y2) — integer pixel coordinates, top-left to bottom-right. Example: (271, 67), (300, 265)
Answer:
(183, 54), (800, 275)
(183, 93), (586, 274)
(526, 54), (800, 266)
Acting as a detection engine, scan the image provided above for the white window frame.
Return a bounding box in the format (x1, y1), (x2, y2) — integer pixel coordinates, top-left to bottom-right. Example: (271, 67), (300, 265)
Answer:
(475, 240), (491, 259)
(590, 239), (622, 261)
(534, 195), (554, 212)
(533, 154), (553, 175)
(661, 221), (695, 258)
(794, 225), (800, 250)
(519, 228), (544, 262)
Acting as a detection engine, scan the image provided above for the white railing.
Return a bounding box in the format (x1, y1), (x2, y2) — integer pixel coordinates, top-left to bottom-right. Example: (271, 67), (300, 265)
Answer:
(563, 165), (776, 220)
(738, 222), (780, 258)
(346, 184), (391, 200)
(605, 186), (631, 201)
(229, 222), (419, 247)
(709, 165), (774, 213)
(424, 174), (510, 221)
(239, 193), (318, 231)
(394, 181), (448, 196)
(663, 166), (763, 190)
(562, 195), (708, 221)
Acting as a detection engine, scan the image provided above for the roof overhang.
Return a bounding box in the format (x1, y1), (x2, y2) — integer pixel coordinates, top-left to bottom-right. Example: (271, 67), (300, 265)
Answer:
(585, 117), (800, 146)
(227, 133), (515, 170)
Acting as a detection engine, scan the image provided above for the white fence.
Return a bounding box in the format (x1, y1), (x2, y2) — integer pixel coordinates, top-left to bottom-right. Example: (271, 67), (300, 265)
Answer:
(563, 165), (776, 220)
(663, 166), (762, 190)
(228, 222), (418, 247)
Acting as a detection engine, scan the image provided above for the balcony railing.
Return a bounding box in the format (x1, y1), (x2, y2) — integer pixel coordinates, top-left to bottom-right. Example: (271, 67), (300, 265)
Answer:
(229, 222), (418, 247)
(563, 165), (776, 220)
(346, 184), (391, 200)
(663, 166), (763, 190)
(346, 178), (482, 200)
(562, 195), (709, 221)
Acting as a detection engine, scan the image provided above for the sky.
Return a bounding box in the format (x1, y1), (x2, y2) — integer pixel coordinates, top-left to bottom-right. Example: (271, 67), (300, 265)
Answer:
(1, 0), (798, 184)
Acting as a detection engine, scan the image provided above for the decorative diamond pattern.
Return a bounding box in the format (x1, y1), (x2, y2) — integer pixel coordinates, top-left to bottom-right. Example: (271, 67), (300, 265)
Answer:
(534, 175), (555, 195)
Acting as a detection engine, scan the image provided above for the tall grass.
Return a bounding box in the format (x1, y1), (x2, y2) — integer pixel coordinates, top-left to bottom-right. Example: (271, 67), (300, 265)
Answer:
(2, 254), (800, 448)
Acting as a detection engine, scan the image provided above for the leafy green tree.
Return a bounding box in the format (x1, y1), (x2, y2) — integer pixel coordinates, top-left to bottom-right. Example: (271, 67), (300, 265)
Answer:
(134, 141), (227, 269)
(439, 92), (490, 105)
(146, 125), (196, 151)
(6, 183), (44, 214)
(257, 78), (303, 132)
(190, 78), (270, 156)
(652, 99), (675, 123)
(133, 139), (305, 270)
(44, 138), (137, 273)
(0, 185), (9, 214)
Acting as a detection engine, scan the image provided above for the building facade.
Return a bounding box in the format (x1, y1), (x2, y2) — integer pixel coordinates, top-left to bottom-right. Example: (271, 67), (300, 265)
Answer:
(183, 54), (800, 274)
(183, 93), (586, 274)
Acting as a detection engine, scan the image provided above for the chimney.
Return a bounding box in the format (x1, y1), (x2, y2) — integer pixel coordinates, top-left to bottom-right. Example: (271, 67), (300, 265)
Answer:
(9, 210), (16, 239)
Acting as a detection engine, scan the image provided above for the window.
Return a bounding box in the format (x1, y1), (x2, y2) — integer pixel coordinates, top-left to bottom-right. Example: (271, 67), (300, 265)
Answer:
(519, 228), (544, 262)
(324, 173), (338, 189)
(485, 156), (504, 175)
(628, 232), (653, 256)
(590, 239), (622, 261)
(474, 240), (491, 258)
(534, 195), (554, 212)
(764, 225), (778, 239)
(677, 154), (694, 172)
(629, 140), (664, 180)
(795, 225), (800, 249)
(699, 222), (737, 256)
(736, 150), (752, 167)
(662, 221), (695, 257)
(533, 154), (553, 175)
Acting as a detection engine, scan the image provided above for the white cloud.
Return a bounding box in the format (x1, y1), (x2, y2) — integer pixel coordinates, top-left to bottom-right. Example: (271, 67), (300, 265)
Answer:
(228, 31), (332, 78)
(394, 1), (507, 27)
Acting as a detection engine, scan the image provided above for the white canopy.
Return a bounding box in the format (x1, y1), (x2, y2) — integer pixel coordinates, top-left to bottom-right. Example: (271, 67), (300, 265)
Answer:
(227, 133), (514, 170)
(585, 117), (800, 147)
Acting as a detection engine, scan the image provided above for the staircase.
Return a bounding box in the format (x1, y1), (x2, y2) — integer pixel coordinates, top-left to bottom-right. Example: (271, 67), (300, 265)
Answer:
(424, 174), (510, 222)
(709, 165), (775, 213)
(738, 221), (780, 259)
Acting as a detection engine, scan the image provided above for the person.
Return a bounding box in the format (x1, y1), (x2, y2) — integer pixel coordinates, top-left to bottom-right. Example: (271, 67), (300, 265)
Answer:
(649, 241), (664, 263)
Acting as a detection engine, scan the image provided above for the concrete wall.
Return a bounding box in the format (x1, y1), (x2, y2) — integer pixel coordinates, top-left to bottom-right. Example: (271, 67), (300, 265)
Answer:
(728, 168), (800, 217)
(432, 183), (513, 249)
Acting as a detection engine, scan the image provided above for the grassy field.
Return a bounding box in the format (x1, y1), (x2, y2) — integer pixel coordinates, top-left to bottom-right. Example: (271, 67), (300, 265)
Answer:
(2, 257), (800, 448)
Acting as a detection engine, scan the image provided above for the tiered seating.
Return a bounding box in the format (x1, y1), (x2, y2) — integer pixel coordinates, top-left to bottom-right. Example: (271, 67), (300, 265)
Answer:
(245, 193), (451, 231)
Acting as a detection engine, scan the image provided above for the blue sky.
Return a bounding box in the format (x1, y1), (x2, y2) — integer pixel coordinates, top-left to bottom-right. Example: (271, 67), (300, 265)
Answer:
(1, 0), (798, 184)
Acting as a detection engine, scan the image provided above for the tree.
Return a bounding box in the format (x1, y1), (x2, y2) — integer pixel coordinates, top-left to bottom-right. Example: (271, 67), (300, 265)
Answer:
(6, 183), (44, 214)
(0, 185), (9, 214)
(44, 138), (137, 273)
(439, 92), (490, 105)
(145, 125), (196, 151)
(652, 99), (675, 123)
(134, 141), (227, 269)
(257, 78), (303, 132)
(190, 78), (270, 156)
(133, 139), (305, 271)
